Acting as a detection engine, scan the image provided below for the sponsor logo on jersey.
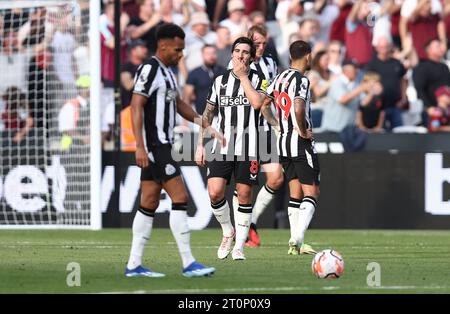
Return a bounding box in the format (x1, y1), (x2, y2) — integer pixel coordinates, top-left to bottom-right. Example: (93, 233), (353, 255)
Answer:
(219, 95), (250, 107)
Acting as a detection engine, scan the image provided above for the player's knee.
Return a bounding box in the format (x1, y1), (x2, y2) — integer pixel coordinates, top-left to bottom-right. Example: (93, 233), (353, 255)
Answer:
(140, 194), (159, 209)
(267, 175), (283, 190)
(237, 190), (252, 203)
(172, 192), (188, 204)
(304, 186), (320, 199)
(209, 190), (225, 204)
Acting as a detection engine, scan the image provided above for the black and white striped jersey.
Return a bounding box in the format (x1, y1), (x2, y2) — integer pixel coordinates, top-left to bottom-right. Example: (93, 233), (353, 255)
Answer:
(133, 56), (178, 147)
(206, 69), (264, 158)
(227, 55), (278, 131)
(265, 68), (314, 158)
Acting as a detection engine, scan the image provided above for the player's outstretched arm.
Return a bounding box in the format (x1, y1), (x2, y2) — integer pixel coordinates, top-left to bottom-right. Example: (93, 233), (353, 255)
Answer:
(261, 96), (279, 131)
(131, 93), (150, 168)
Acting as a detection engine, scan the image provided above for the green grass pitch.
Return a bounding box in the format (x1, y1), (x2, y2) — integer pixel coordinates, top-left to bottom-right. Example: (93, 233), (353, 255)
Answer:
(1, 229), (450, 294)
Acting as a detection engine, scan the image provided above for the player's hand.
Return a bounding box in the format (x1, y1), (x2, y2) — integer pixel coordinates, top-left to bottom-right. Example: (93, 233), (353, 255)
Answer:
(135, 147), (149, 168)
(206, 126), (226, 147)
(295, 127), (313, 140)
(195, 145), (206, 167)
(273, 125), (280, 138)
(232, 57), (248, 79)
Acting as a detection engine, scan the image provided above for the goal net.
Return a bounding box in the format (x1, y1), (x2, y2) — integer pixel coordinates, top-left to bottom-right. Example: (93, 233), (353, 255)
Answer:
(0, 0), (101, 229)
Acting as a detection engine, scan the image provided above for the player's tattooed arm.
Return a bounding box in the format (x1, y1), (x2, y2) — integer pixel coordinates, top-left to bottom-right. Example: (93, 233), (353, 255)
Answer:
(195, 103), (217, 167)
(294, 98), (312, 139)
(197, 103), (216, 147)
(261, 96), (279, 131)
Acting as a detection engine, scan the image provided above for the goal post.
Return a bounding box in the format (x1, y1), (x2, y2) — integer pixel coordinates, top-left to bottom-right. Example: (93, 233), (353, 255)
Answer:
(0, 0), (101, 229)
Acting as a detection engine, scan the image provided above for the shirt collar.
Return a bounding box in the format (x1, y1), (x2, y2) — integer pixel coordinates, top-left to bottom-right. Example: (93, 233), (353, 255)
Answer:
(153, 56), (168, 69)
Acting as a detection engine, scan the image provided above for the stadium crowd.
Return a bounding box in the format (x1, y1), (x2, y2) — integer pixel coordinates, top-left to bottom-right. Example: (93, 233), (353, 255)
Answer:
(1, 0), (450, 150)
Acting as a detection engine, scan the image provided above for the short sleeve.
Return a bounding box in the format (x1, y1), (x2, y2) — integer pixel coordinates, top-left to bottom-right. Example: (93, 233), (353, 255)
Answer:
(133, 63), (157, 97)
(295, 76), (310, 101)
(265, 78), (276, 99)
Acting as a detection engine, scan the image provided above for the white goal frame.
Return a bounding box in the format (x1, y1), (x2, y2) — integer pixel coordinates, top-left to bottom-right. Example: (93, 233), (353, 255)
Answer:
(0, 0), (101, 230)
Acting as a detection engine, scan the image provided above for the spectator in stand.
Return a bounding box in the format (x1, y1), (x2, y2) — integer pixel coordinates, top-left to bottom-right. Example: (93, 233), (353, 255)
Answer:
(50, 7), (77, 99)
(215, 25), (232, 69)
(345, 0), (373, 67)
(174, 0), (207, 14)
(122, 0), (140, 19)
(297, 17), (321, 49)
(184, 11), (217, 72)
(0, 27), (29, 94)
(58, 76), (91, 150)
(159, 0), (190, 27)
(320, 59), (366, 132)
(398, 0), (442, 68)
(366, 36), (407, 130)
(1, 86), (33, 145)
(100, 0), (129, 148)
(444, 0), (450, 54)
(428, 85), (450, 132)
(183, 45), (226, 116)
(219, 0), (250, 41)
(413, 38), (450, 124)
(121, 39), (148, 109)
(213, 0), (266, 29)
(406, 0), (446, 61)
(357, 72), (385, 133)
(120, 40), (148, 152)
(308, 50), (336, 128)
(128, 0), (162, 56)
(371, 0), (395, 47)
(329, 0), (353, 43)
(275, 0), (305, 66)
(386, 0), (403, 49)
(313, 0), (339, 43)
(327, 40), (343, 75)
(17, 7), (52, 129)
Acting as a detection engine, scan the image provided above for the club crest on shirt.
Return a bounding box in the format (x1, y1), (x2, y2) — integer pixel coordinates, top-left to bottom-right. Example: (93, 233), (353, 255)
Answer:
(219, 95), (250, 107)
(165, 89), (177, 102)
(165, 164), (176, 176)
